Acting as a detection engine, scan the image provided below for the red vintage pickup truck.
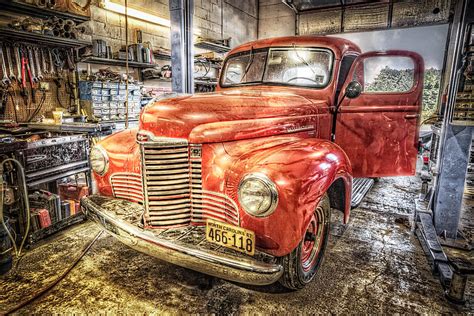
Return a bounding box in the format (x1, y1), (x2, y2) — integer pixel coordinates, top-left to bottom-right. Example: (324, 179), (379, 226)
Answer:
(82, 36), (423, 289)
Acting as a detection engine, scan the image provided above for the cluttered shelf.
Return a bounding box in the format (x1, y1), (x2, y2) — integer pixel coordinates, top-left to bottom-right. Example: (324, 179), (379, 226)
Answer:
(0, 0), (90, 23)
(0, 27), (91, 48)
(79, 56), (156, 68)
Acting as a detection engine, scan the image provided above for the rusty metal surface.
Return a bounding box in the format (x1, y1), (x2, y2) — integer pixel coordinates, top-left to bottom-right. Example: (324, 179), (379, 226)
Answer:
(81, 195), (282, 286)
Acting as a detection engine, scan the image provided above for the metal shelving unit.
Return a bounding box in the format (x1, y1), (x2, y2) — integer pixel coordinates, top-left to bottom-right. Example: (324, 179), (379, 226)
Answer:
(80, 56), (156, 68)
(194, 40), (230, 53)
(0, 27), (91, 48)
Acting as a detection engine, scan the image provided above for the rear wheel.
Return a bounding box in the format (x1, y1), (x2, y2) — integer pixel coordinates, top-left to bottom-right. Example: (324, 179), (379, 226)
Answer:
(279, 194), (331, 290)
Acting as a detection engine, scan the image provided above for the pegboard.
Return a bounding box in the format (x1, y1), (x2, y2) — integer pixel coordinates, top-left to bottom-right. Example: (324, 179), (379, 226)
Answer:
(0, 70), (76, 123)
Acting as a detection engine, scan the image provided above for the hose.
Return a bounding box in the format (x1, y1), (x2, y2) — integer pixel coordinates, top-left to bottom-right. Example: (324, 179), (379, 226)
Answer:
(3, 230), (104, 315)
(0, 158), (30, 258)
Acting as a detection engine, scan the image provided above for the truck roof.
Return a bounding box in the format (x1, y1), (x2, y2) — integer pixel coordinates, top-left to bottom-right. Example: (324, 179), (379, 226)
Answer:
(228, 36), (362, 60)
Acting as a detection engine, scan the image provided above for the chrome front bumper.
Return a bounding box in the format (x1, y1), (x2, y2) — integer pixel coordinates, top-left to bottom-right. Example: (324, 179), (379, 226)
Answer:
(81, 195), (283, 285)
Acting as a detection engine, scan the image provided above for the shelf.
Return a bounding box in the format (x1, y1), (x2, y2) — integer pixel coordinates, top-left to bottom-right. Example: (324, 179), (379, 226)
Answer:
(0, 27), (91, 48)
(79, 56), (156, 68)
(195, 80), (217, 86)
(0, 0), (90, 23)
(195, 40), (230, 53)
(143, 77), (172, 82)
(154, 52), (171, 61)
(28, 212), (86, 244)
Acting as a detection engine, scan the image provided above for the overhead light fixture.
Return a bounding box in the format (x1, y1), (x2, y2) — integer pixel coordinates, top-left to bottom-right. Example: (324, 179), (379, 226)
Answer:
(100, 0), (171, 27)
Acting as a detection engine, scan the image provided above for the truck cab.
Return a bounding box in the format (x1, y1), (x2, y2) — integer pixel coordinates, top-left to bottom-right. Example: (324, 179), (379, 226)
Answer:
(82, 36), (424, 289)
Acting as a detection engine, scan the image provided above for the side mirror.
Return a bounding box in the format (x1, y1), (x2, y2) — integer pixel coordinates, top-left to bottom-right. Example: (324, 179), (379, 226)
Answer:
(345, 81), (362, 99)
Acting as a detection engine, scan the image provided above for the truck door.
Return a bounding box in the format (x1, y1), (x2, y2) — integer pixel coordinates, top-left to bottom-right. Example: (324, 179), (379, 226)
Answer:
(335, 51), (424, 178)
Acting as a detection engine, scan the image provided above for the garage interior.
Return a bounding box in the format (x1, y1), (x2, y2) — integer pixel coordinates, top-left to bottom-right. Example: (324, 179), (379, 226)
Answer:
(0, 0), (473, 313)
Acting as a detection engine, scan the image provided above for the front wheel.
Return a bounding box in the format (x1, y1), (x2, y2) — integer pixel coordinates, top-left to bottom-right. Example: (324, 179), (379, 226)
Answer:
(279, 194), (331, 290)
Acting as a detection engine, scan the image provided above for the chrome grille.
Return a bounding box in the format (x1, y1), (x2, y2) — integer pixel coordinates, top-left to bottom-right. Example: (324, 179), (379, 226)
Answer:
(110, 172), (144, 203)
(141, 138), (239, 228)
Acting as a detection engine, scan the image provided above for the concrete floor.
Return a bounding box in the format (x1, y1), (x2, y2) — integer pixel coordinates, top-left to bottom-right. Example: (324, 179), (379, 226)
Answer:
(1, 176), (472, 314)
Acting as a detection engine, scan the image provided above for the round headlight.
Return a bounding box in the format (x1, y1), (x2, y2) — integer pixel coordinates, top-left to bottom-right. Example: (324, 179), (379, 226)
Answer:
(238, 173), (278, 217)
(90, 146), (109, 175)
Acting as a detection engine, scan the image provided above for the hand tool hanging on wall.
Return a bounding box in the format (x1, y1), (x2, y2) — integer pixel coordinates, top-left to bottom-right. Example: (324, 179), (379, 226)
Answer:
(13, 44), (22, 84)
(40, 48), (48, 75)
(0, 88), (8, 117)
(26, 46), (38, 83)
(33, 47), (43, 81)
(21, 49), (36, 104)
(5, 45), (16, 82)
(0, 46), (11, 87)
(52, 48), (64, 74)
(48, 48), (55, 75)
(65, 49), (75, 71)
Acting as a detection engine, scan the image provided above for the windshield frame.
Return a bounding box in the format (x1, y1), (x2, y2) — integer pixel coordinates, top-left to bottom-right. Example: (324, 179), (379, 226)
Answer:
(220, 46), (335, 89)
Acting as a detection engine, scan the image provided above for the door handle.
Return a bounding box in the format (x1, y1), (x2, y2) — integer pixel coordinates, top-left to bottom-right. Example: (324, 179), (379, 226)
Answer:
(404, 114), (419, 119)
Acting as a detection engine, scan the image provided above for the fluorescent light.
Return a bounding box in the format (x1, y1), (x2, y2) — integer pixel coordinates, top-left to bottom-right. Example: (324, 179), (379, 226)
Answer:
(101, 0), (171, 27)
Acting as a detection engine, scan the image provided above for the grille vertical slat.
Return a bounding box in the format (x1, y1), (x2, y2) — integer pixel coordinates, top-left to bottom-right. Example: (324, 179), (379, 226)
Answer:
(141, 138), (239, 228)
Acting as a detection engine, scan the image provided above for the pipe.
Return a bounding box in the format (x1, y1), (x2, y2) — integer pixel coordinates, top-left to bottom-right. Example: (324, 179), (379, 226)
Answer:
(0, 159), (30, 258)
(63, 23), (73, 32)
(35, 0), (47, 8)
(281, 0), (298, 13)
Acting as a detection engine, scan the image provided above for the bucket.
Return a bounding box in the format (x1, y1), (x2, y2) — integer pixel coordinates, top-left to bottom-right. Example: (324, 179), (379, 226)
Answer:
(0, 217), (13, 275)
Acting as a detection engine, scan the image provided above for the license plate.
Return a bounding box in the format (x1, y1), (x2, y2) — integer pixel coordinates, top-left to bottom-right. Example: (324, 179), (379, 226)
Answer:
(205, 219), (255, 256)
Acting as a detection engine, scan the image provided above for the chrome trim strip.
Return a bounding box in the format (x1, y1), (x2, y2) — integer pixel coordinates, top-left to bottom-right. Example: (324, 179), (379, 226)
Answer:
(82, 196), (282, 285)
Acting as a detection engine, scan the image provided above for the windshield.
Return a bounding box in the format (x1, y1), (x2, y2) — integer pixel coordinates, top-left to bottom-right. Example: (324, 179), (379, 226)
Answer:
(221, 47), (334, 88)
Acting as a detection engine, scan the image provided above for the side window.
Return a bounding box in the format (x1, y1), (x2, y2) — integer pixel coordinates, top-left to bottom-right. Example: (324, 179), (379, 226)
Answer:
(353, 56), (415, 93)
(337, 55), (357, 92)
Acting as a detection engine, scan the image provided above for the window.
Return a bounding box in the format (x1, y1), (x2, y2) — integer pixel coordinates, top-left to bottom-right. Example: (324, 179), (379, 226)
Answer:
(222, 50), (268, 85)
(354, 56), (415, 93)
(220, 47), (334, 88)
(263, 48), (333, 88)
(336, 54), (357, 97)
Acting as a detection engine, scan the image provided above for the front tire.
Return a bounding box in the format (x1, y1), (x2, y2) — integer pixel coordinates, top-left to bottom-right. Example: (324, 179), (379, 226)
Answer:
(279, 194), (331, 290)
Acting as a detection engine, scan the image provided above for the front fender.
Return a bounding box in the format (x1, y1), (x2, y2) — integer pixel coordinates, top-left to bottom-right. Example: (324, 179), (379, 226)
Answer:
(224, 138), (352, 257)
(93, 128), (141, 197)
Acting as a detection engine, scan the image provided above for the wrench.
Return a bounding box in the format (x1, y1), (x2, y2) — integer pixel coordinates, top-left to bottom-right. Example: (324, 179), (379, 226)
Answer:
(52, 48), (64, 73)
(48, 48), (55, 75)
(0, 46), (11, 87)
(26, 46), (38, 83)
(13, 44), (22, 83)
(33, 47), (43, 81)
(5, 45), (16, 82)
(40, 48), (48, 75)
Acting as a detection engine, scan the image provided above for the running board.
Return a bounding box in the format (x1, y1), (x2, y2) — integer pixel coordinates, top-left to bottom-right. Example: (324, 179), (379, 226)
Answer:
(351, 178), (375, 208)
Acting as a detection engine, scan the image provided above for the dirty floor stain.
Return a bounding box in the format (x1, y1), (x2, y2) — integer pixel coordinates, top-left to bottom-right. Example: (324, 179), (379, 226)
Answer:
(0, 176), (472, 314)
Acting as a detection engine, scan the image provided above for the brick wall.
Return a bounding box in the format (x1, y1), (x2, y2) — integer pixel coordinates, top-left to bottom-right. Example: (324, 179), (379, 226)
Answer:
(258, 0), (295, 39)
(85, 0), (258, 52)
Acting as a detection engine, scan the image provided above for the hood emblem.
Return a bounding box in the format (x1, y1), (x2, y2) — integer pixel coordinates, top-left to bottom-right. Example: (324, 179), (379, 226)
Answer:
(190, 146), (202, 158)
(286, 124), (315, 133)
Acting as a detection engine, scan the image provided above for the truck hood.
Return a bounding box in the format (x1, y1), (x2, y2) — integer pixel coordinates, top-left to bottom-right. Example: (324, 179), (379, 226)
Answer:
(140, 89), (325, 142)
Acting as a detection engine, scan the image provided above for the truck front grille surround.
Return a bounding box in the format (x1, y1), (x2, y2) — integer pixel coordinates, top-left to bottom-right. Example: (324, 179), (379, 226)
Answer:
(141, 138), (239, 228)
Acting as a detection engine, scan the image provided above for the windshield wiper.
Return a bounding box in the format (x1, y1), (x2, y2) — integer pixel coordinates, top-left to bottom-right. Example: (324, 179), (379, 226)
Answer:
(240, 46), (255, 83)
(293, 44), (318, 77)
